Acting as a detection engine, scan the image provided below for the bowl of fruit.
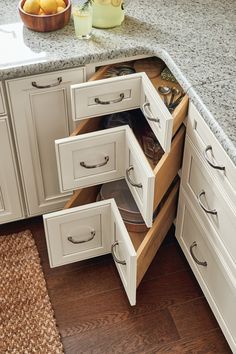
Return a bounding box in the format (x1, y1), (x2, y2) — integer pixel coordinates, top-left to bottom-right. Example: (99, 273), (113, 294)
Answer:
(19, 0), (71, 32)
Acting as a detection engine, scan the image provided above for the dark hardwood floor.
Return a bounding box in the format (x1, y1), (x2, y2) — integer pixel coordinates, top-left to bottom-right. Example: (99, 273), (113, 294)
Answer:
(0, 217), (232, 353)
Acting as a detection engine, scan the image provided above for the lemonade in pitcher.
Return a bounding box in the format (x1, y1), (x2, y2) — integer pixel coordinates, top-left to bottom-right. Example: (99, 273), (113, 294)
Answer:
(92, 0), (124, 28)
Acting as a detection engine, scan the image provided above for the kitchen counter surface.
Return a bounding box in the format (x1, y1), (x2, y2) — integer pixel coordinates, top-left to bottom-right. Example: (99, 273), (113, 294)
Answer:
(1, 0), (236, 164)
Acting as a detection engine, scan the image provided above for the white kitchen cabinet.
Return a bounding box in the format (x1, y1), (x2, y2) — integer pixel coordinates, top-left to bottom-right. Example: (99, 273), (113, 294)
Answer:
(0, 116), (24, 223)
(6, 68), (86, 216)
(176, 102), (236, 353)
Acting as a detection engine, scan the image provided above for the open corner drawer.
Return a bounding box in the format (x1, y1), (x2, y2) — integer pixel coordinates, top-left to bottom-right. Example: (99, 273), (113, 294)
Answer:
(70, 63), (188, 153)
(44, 180), (179, 306)
(43, 58), (187, 306)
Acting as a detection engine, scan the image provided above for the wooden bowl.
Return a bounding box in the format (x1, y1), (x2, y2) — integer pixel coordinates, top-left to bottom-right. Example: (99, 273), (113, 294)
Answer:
(18, 0), (71, 32)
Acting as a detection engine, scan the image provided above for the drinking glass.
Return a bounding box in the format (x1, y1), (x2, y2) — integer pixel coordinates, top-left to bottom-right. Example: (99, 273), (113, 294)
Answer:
(73, 2), (93, 39)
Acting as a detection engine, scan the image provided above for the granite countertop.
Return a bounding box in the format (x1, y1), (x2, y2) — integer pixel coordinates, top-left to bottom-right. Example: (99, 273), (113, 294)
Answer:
(1, 0), (236, 164)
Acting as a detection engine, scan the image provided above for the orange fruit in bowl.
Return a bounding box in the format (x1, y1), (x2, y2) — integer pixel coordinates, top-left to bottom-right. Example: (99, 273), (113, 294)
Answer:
(56, 6), (64, 12)
(56, 0), (66, 8)
(38, 7), (46, 15)
(40, 0), (57, 14)
(23, 0), (40, 14)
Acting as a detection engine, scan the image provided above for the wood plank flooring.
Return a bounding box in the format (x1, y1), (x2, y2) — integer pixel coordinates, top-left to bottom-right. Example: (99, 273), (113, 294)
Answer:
(0, 217), (232, 353)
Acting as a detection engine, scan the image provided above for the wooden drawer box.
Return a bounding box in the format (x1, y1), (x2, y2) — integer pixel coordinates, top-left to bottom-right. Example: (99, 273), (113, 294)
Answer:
(71, 63), (188, 153)
(55, 117), (185, 227)
(44, 179), (179, 306)
(176, 189), (236, 353)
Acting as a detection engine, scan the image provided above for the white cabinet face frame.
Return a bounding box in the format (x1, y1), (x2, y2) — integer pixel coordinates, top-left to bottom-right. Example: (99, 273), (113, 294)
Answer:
(55, 126), (155, 227)
(0, 116), (24, 223)
(6, 68), (86, 216)
(44, 199), (137, 305)
(71, 72), (173, 152)
(0, 82), (6, 116)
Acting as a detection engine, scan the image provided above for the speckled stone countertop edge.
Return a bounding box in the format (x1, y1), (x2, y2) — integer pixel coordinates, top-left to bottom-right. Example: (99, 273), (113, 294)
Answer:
(1, 43), (235, 166)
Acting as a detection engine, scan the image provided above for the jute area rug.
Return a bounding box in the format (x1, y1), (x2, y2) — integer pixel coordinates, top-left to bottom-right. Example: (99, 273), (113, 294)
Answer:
(0, 230), (64, 354)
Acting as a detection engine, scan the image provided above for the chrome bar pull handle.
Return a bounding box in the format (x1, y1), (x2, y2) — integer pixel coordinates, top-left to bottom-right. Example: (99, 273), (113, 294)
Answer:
(126, 166), (142, 188)
(204, 145), (225, 171)
(67, 230), (96, 244)
(94, 93), (125, 105)
(190, 241), (207, 267)
(111, 241), (126, 265)
(197, 190), (217, 215)
(142, 102), (160, 124)
(32, 77), (62, 89)
(80, 156), (109, 169)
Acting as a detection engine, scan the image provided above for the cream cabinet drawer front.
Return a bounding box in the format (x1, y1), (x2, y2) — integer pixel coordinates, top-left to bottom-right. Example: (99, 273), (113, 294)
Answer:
(176, 191), (236, 352)
(44, 199), (137, 306)
(141, 74), (173, 152)
(56, 126), (155, 227)
(71, 74), (142, 120)
(43, 201), (111, 267)
(71, 73), (173, 152)
(0, 83), (6, 116)
(188, 102), (236, 205)
(125, 127), (155, 228)
(55, 126), (125, 192)
(182, 138), (236, 264)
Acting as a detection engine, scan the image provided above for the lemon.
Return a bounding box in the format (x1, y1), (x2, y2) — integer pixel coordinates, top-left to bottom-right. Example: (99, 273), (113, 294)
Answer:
(38, 7), (46, 14)
(56, 0), (66, 8)
(56, 6), (64, 12)
(40, 0), (57, 14)
(111, 0), (122, 6)
(23, 0), (40, 14)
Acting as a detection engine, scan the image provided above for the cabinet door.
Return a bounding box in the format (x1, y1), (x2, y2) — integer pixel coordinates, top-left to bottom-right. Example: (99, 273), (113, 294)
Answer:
(7, 68), (85, 216)
(0, 117), (23, 223)
(43, 198), (137, 306)
(71, 72), (174, 152)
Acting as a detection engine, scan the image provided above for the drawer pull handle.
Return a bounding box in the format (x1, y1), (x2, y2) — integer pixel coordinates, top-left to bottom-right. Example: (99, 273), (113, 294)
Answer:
(67, 230), (96, 244)
(111, 241), (126, 265)
(126, 166), (142, 188)
(204, 145), (225, 171)
(142, 102), (160, 124)
(94, 93), (125, 105)
(197, 190), (217, 215)
(80, 156), (109, 169)
(31, 77), (62, 89)
(190, 241), (207, 267)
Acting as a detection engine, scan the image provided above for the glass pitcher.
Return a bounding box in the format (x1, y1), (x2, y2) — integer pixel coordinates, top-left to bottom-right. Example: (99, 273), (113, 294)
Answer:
(92, 0), (124, 28)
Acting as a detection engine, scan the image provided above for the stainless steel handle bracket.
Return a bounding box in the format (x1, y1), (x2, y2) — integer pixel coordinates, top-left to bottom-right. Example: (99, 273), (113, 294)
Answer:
(126, 166), (142, 188)
(67, 230), (96, 244)
(197, 190), (217, 215)
(32, 77), (62, 89)
(80, 156), (109, 169)
(94, 93), (125, 105)
(204, 145), (225, 171)
(111, 241), (126, 265)
(142, 102), (160, 125)
(190, 241), (207, 267)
